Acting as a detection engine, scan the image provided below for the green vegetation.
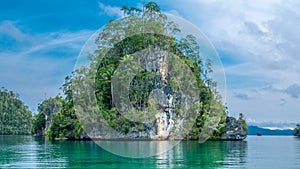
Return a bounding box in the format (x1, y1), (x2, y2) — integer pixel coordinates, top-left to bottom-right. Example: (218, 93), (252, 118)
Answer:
(239, 113), (248, 133)
(45, 78), (83, 140)
(31, 111), (45, 135)
(32, 96), (63, 136)
(0, 2), (245, 140)
(69, 2), (226, 139)
(43, 2), (229, 140)
(294, 124), (300, 136)
(0, 88), (32, 135)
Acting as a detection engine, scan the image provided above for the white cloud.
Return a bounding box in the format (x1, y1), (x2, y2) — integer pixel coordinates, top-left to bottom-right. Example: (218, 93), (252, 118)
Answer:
(1, 1), (299, 124)
(161, 0), (300, 84)
(23, 30), (93, 55)
(247, 120), (297, 130)
(234, 92), (252, 100)
(262, 84), (300, 99)
(0, 20), (28, 41)
(98, 2), (123, 17)
(285, 84), (300, 98)
(227, 87), (300, 123)
(157, 0), (300, 123)
(0, 23), (95, 112)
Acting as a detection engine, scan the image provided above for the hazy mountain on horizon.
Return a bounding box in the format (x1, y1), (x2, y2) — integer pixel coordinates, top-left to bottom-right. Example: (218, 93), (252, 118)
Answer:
(248, 125), (294, 135)
(247, 121), (297, 130)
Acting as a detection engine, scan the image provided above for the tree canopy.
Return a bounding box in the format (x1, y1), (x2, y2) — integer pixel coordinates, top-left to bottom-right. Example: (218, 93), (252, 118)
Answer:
(0, 88), (32, 135)
(46, 1), (228, 140)
(31, 96), (63, 136)
(45, 77), (83, 140)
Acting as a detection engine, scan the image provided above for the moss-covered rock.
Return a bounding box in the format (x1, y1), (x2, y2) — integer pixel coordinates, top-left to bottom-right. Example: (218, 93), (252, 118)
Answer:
(220, 115), (247, 140)
(294, 124), (300, 137)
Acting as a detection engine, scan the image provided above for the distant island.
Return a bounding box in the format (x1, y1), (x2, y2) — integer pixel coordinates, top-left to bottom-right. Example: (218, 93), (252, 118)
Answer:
(294, 124), (300, 137)
(248, 126), (294, 136)
(0, 88), (32, 135)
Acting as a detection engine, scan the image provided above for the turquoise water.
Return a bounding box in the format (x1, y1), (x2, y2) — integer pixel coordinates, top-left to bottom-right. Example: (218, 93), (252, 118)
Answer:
(0, 136), (300, 169)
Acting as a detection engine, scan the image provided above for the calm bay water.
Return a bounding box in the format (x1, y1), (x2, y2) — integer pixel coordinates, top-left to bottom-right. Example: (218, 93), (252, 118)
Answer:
(0, 136), (300, 169)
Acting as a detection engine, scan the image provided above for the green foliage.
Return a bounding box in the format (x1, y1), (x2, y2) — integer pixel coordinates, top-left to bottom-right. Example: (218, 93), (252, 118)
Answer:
(239, 113), (248, 133)
(32, 96), (63, 136)
(31, 111), (45, 135)
(210, 113), (227, 140)
(93, 2), (227, 139)
(129, 70), (159, 110)
(46, 77), (83, 140)
(0, 88), (32, 135)
(46, 1), (229, 140)
(47, 103), (82, 140)
(38, 96), (63, 119)
(294, 124), (300, 136)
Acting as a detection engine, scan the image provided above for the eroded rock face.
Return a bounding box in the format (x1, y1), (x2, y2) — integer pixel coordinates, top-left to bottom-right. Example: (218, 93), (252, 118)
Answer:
(120, 89), (177, 139)
(118, 49), (181, 140)
(132, 49), (179, 139)
(156, 113), (169, 138)
(85, 48), (193, 140)
(45, 101), (62, 131)
(147, 88), (176, 139)
(221, 117), (247, 140)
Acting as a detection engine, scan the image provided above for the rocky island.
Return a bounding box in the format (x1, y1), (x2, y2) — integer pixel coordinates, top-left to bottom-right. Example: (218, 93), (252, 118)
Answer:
(294, 124), (300, 137)
(220, 114), (247, 140)
(29, 2), (247, 141)
(23, 2), (248, 141)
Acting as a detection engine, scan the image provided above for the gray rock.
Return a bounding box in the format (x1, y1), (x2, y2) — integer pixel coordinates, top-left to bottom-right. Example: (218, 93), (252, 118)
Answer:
(294, 125), (300, 137)
(221, 117), (247, 140)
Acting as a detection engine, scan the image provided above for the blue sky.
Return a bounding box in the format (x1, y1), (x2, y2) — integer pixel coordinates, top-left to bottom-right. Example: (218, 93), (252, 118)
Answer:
(1, 0), (300, 126)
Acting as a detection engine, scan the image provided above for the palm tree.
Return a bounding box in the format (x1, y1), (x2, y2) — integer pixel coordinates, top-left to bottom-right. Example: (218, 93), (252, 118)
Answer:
(131, 7), (142, 14)
(145, 2), (160, 13)
(121, 6), (129, 17)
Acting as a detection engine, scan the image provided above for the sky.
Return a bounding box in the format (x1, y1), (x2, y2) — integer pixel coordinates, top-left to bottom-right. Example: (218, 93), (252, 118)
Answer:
(0, 0), (300, 127)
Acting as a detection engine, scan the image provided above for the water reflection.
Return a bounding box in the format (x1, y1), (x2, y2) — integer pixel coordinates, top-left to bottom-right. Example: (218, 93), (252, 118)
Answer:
(155, 140), (248, 169)
(223, 141), (248, 166)
(0, 136), (249, 169)
(294, 136), (300, 162)
(0, 135), (32, 167)
(94, 140), (180, 158)
(0, 136), (67, 168)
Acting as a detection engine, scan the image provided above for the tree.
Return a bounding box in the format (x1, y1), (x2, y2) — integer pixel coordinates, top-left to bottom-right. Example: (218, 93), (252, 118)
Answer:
(46, 2), (228, 140)
(121, 6), (129, 16)
(238, 113), (247, 133)
(0, 88), (32, 135)
(32, 96), (63, 136)
(92, 1), (227, 139)
(294, 124), (300, 136)
(145, 2), (160, 13)
(46, 75), (84, 140)
(31, 111), (45, 135)
(38, 96), (63, 130)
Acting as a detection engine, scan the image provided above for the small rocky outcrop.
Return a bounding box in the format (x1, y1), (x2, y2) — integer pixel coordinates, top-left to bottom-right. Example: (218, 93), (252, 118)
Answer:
(220, 116), (247, 140)
(294, 124), (300, 137)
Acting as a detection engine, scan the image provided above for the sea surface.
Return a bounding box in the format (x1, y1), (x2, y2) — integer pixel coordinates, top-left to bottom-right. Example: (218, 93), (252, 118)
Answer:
(0, 135), (300, 169)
